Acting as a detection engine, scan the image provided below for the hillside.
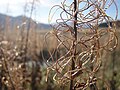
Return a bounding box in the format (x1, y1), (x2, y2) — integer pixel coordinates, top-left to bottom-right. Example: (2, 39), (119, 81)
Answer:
(0, 13), (120, 31)
(0, 13), (52, 31)
(99, 20), (120, 28)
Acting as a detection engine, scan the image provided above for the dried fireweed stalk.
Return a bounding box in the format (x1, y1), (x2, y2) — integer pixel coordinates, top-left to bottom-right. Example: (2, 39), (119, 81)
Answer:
(45, 0), (118, 90)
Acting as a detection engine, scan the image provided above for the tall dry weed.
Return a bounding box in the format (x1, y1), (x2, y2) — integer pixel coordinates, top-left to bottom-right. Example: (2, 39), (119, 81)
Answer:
(46, 0), (118, 90)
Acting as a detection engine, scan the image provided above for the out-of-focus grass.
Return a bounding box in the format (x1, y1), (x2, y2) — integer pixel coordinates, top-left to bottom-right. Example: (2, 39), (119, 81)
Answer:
(0, 27), (120, 90)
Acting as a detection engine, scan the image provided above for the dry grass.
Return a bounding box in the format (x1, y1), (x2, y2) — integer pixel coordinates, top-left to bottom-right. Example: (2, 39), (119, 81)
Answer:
(0, 27), (120, 90)
(0, 0), (119, 89)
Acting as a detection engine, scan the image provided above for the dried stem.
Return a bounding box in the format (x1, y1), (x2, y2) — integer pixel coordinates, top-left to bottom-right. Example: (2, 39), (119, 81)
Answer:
(46, 0), (118, 89)
(70, 0), (78, 90)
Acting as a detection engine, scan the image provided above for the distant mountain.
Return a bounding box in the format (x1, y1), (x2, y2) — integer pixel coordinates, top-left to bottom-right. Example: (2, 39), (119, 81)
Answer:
(99, 20), (120, 28)
(0, 13), (52, 31)
(0, 13), (119, 31)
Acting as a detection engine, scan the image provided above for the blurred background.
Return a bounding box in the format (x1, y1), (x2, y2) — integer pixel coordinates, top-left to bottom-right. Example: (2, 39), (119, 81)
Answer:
(0, 0), (120, 90)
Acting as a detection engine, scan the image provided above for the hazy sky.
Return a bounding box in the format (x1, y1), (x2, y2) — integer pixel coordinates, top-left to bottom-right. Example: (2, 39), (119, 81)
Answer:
(0, 0), (120, 24)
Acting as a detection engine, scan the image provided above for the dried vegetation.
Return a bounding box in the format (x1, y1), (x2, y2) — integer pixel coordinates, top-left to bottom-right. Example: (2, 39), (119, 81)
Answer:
(0, 0), (120, 90)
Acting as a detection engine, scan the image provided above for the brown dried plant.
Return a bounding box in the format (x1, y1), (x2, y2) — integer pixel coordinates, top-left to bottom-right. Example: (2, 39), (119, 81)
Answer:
(0, 0), (41, 90)
(45, 0), (118, 90)
(0, 40), (25, 90)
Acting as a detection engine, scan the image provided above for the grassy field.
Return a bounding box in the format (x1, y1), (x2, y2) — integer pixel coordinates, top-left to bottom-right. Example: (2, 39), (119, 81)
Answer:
(0, 27), (120, 90)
